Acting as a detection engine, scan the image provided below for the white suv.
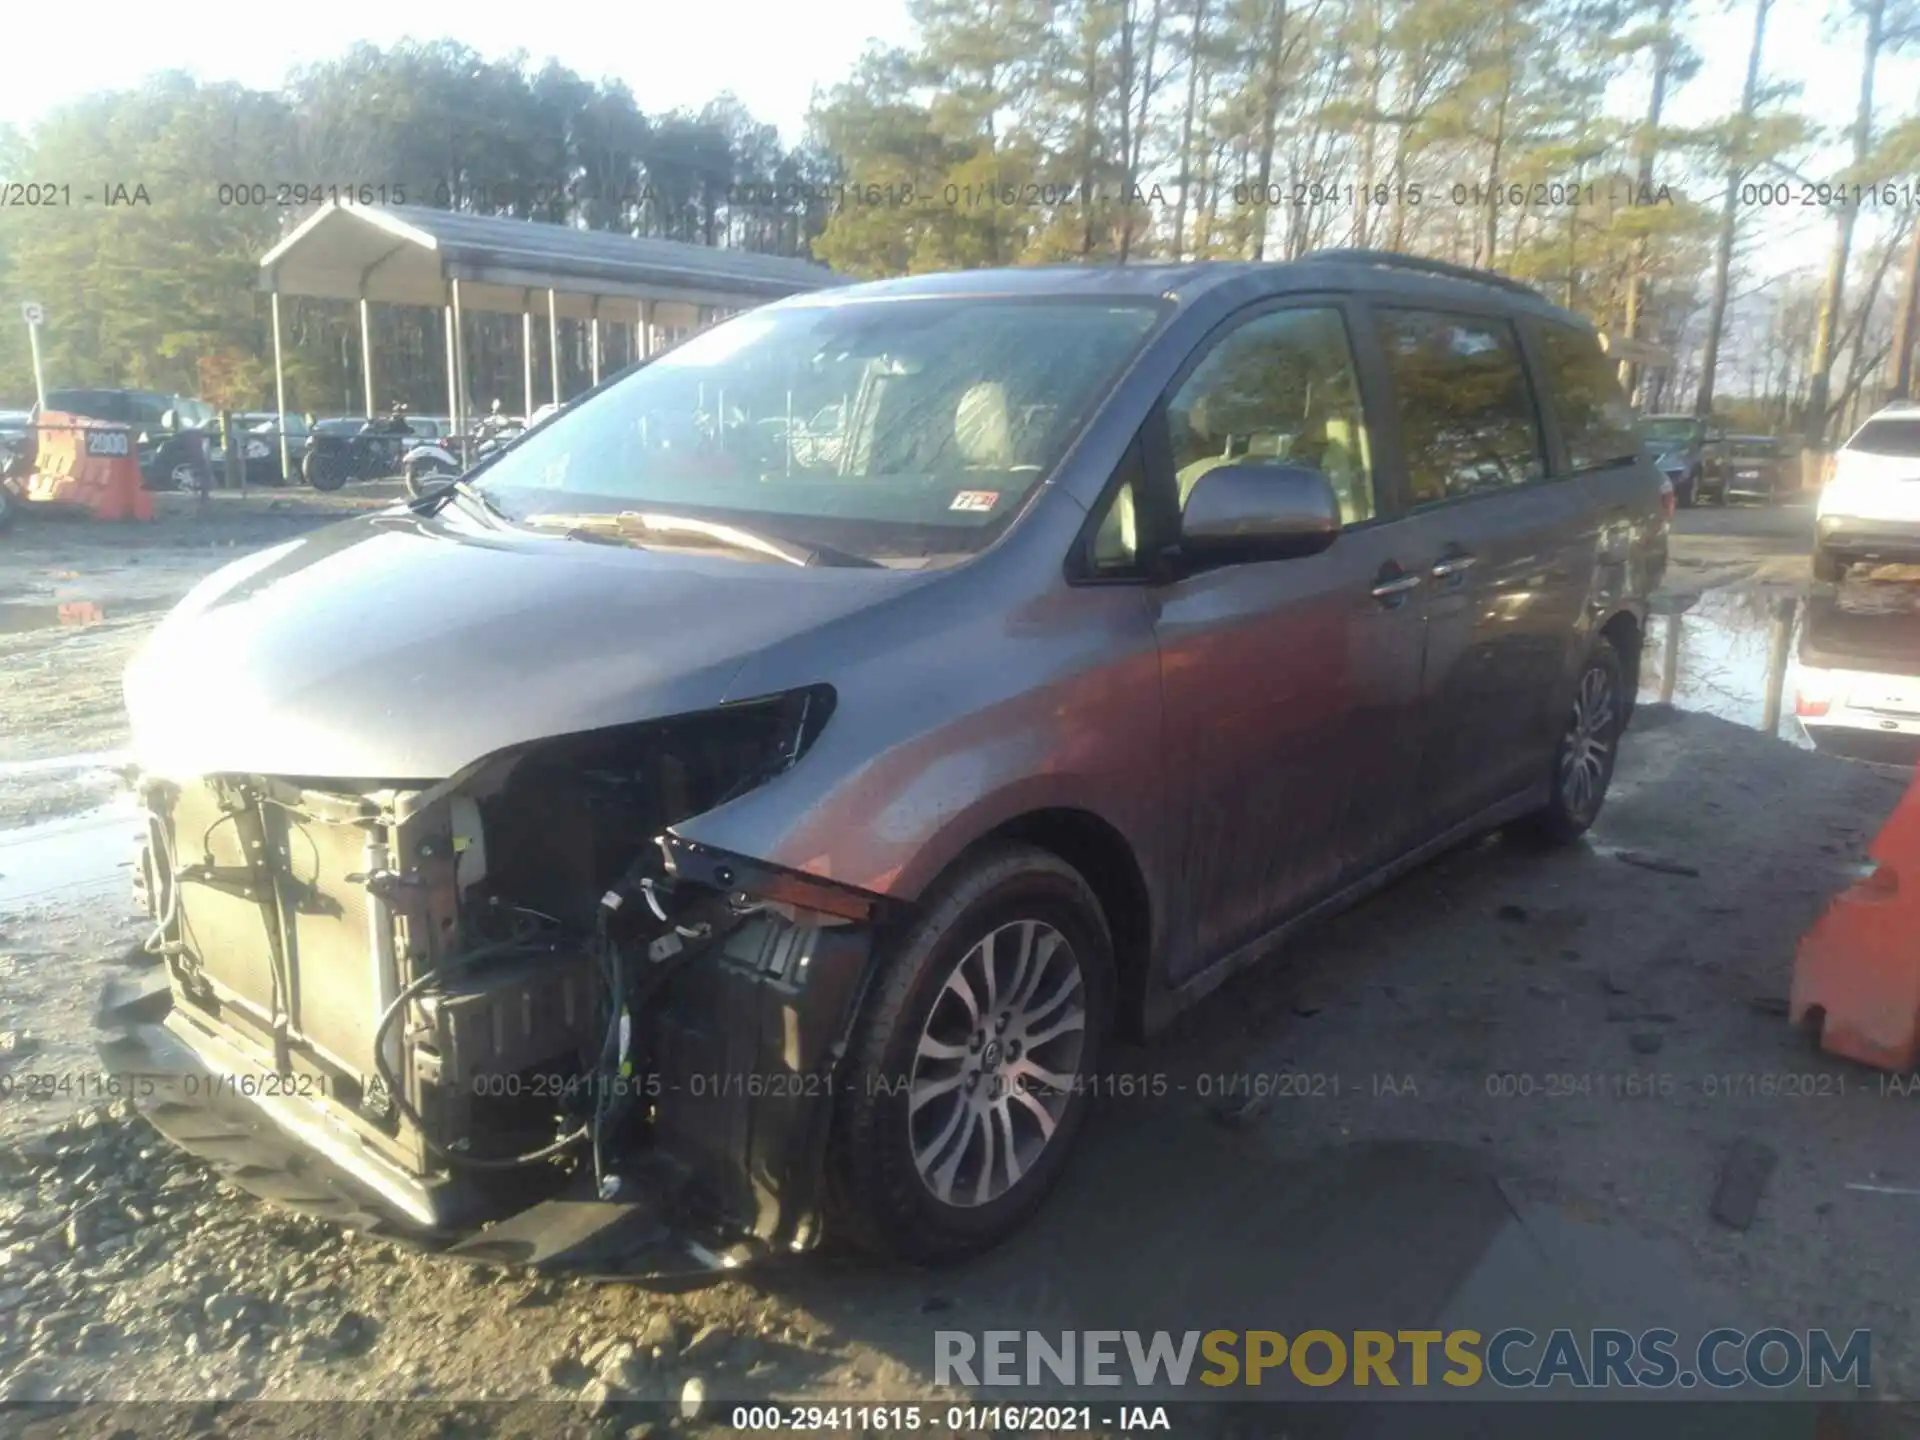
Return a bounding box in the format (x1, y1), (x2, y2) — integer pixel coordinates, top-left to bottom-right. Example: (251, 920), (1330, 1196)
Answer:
(1817, 402), (1920, 581)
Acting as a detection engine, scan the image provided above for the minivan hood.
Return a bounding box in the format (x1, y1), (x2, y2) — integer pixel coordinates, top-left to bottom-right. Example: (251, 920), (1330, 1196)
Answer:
(124, 506), (922, 780)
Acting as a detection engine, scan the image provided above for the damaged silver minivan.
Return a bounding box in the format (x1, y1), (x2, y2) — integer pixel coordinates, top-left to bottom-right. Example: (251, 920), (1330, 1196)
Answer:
(105, 251), (1667, 1272)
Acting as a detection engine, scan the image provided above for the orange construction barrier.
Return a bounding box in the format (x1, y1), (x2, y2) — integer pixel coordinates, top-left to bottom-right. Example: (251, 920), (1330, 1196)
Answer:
(23, 411), (154, 521)
(1791, 763), (1920, 1071)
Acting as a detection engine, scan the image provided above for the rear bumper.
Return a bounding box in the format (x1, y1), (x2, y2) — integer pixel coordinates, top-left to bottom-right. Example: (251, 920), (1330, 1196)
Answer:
(1818, 514), (1920, 561)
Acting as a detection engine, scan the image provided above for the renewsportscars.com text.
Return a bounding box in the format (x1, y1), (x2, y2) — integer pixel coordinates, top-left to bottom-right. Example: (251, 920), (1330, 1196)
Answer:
(934, 1328), (1871, 1391)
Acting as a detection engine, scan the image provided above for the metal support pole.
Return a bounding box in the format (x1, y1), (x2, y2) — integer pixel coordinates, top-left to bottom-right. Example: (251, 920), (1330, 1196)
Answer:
(26, 318), (47, 411)
(549, 288), (562, 407)
(523, 305), (535, 420)
(451, 277), (468, 468)
(444, 305), (457, 460)
(640, 299), (655, 358)
(359, 297), (375, 417)
(591, 300), (602, 387)
(271, 291), (290, 483)
(1660, 611), (1683, 705)
(1761, 595), (1798, 737)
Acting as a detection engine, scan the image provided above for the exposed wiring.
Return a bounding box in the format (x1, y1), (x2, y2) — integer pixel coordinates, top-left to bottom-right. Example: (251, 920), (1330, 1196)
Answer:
(370, 936), (592, 1170)
(141, 808), (181, 957)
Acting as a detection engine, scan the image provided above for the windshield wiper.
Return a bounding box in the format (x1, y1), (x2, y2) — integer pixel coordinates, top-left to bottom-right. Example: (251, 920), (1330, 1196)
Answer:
(413, 476), (513, 525)
(521, 510), (883, 568)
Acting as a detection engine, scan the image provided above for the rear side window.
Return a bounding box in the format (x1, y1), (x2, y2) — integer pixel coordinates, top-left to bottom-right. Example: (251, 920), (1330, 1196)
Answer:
(1534, 322), (1641, 471)
(1374, 308), (1544, 504)
(1846, 417), (1920, 457)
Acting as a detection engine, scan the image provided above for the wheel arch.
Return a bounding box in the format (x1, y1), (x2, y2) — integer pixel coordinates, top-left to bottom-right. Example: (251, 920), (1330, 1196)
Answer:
(944, 806), (1155, 1043)
(1599, 608), (1643, 723)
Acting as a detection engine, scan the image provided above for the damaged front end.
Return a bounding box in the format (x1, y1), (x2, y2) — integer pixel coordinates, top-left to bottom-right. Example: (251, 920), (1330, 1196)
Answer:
(100, 687), (889, 1277)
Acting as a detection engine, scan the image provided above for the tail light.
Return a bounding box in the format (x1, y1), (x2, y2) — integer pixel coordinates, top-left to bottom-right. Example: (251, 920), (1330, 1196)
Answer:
(1658, 477), (1677, 521)
(1795, 686), (1831, 717)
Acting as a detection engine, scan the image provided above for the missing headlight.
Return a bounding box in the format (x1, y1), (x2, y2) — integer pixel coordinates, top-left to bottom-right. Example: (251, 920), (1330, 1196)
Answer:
(462, 686), (834, 932)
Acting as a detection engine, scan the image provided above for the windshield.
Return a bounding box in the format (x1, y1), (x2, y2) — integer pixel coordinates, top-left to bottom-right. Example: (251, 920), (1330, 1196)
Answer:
(1641, 417), (1702, 444)
(1730, 437), (1781, 459)
(1846, 417), (1920, 458)
(471, 298), (1164, 564)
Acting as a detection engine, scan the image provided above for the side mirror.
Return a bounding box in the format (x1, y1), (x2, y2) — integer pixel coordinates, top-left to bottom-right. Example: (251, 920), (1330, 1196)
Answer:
(161, 409), (179, 432)
(1178, 463), (1342, 565)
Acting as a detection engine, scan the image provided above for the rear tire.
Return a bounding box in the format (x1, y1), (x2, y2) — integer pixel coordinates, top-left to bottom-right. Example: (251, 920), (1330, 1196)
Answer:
(0, 482), (15, 533)
(826, 843), (1113, 1264)
(1513, 637), (1624, 847)
(1813, 546), (1847, 584)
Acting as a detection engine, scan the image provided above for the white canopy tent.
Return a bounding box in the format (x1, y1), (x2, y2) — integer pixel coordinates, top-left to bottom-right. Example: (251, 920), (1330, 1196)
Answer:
(258, 201), (846, 473)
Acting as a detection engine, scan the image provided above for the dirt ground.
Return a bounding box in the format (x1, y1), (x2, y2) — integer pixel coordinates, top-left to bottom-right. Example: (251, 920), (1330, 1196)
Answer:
(2, 489), (1919, 1437)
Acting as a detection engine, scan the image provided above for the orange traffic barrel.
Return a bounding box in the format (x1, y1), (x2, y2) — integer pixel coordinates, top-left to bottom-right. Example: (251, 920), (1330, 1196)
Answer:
(1791, 763), (1920, 1071)
(23, 413), (154, 521)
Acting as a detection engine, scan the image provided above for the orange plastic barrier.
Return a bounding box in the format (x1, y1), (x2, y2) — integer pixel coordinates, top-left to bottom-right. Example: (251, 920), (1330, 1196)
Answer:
(23, 412), (153, 521)
(1791, 764), (1920, 1071)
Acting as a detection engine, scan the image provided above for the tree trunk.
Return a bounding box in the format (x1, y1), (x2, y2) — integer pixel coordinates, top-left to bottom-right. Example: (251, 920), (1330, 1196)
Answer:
(1172, 0), (1209, 261)
(1081, 18), (1100, 256)
(1695, 0), (1771, 417)
(1250, 0), (1288, 260)
(1621, 0), (1675, 400)
(1889, 213), (1920, 398)
(1803, 0), (1884, 448)
(1354, 0), (1383, 248)
(1120, 0), (1165, 261)
(1478, 23), (1514, 270)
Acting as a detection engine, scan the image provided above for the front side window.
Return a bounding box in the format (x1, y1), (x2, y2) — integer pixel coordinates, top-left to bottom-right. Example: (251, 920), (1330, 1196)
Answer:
(471, 298), (1164, 565)
(1534, 322), (1640, 472)
(1375, 308), (1543, 504)
(1164, 306), (1376, 526)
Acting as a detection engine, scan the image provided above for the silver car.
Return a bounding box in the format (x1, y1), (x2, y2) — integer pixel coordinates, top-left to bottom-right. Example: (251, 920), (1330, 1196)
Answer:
(109, 251), (1668, 1271)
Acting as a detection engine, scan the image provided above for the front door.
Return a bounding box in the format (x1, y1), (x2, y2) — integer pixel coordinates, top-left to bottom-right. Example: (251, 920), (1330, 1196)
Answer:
(1144, 301), (1430, 980)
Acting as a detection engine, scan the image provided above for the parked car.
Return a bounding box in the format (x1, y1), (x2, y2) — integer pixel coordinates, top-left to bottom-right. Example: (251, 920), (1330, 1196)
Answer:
(38, 387), (217, 491)
(225, 413), (315, 485)
(1640, 413), (1728, 507)
(113, 250), (1667, 1272)
(1815, 402), (1920, 582)
(1796, 587), (1920, 769)
(1725, 434), (1790, 504)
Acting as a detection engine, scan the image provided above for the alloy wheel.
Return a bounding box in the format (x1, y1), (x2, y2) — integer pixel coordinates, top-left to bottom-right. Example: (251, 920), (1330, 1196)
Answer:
(1560, 662), (1617, 821)
(908, 919), (1088, 1209)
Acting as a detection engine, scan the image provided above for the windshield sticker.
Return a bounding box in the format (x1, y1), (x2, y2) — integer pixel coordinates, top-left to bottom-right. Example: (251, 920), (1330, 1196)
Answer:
(950, 490), (1001, 513)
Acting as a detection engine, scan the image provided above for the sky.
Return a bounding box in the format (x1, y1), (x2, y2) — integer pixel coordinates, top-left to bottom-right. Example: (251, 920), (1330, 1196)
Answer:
(0, 0), (1913, 288)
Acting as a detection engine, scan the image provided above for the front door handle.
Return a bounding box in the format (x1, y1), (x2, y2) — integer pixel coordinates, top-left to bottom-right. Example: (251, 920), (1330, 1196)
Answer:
(1371, 571), (1424, 600)
(1431, 552), (1478, 580)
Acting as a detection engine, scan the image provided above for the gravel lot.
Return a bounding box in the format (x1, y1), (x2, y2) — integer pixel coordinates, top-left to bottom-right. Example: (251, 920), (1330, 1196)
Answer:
(2, 491), (1918, 1437)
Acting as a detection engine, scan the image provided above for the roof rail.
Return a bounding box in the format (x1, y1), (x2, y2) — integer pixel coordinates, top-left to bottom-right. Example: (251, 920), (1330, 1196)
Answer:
(1300, 248), (1545, 302)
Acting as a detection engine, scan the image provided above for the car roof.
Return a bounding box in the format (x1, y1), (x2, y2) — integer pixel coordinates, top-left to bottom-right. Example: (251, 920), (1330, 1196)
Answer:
(770, 252), (1589, 328)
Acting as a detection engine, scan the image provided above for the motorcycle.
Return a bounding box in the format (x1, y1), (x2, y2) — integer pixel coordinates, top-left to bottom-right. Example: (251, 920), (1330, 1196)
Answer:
(402, 414), (525, 498)
(302, 416), (413, 492)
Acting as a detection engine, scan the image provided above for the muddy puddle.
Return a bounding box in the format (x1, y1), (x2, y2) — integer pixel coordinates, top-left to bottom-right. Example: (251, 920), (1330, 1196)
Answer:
(0, 798), (143, 911)
(1641, 577), (1920, 769)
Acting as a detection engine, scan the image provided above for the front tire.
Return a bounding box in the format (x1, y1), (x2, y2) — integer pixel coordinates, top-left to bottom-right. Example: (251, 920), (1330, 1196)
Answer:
(827, 843), (1113, 1264)
(303, 451), (348, 492)
(1514, 637), (1624, 846)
